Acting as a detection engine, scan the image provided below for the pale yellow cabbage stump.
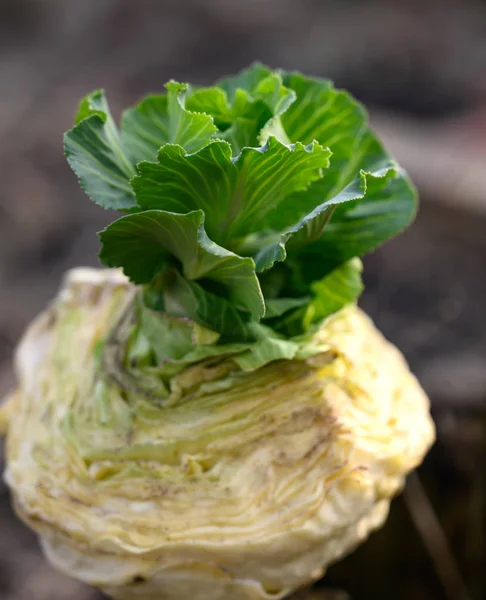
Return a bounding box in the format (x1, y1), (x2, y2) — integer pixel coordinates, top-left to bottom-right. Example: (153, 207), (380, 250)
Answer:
(1, 267), (435, 600)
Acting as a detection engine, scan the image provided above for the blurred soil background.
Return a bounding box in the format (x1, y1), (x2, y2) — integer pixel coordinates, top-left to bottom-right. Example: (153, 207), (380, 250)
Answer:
(0, 1), (485, 599)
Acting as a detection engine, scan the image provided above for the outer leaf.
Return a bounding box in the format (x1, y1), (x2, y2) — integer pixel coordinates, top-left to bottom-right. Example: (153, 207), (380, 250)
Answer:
(64, 83), (218, 211)
(163, 273), (254, 342)
(302, 259), (364, 329)
(99, 209), (264, 319)
(282, 72), (367, 195)
(253, 240), (287, 274)
(260, 74), (415, 270)
(265, 72), (373, 231)
(132, 137), (331, 247)
(293, 163), (417, 281)
(121, 81), (217, 163)
(254, 165), (398, 272)
(263, 297), (310, 319)
(131, 294), (254, 370)
(234, 337), (299, 372)
(139, 307), (219, 363)
(64, 90), (137, 210)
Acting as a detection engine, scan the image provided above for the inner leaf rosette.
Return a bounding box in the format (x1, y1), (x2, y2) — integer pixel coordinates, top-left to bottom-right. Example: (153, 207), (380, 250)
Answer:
(63, 63), (417, 367)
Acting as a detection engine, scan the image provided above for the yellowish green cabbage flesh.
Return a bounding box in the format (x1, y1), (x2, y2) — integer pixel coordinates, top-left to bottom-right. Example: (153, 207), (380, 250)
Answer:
(1, 268), (435, 599)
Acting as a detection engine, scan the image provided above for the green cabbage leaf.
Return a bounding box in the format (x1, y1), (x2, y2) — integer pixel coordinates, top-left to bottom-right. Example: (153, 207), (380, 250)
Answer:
(64, 63), (416, 370)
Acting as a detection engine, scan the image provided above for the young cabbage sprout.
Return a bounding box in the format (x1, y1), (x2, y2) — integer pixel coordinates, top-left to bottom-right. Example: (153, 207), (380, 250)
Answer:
(1, 64), (435, 600)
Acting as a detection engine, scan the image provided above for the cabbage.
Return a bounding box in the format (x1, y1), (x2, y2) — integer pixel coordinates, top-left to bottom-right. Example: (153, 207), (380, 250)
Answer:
(1, 64), (435, 599)
(3, 268), (434, 599)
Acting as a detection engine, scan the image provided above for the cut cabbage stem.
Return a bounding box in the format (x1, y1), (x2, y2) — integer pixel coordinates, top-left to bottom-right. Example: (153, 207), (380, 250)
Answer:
(3, 267), (435, 600)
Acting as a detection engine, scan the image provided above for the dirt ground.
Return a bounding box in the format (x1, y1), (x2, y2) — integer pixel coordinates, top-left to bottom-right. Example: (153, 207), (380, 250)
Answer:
(0, 1), (484, 599)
